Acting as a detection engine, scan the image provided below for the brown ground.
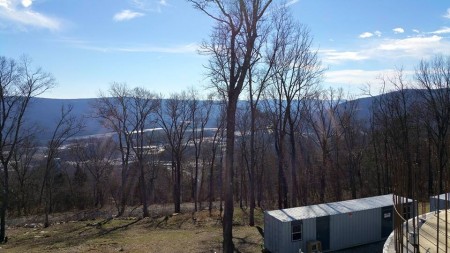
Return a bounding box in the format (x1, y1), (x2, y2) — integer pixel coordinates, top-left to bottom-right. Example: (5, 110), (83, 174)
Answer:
(1, 207), (265, 253)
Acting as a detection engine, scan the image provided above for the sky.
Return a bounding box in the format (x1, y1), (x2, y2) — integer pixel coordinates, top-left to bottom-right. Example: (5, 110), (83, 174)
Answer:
(1, 0), (450, 99)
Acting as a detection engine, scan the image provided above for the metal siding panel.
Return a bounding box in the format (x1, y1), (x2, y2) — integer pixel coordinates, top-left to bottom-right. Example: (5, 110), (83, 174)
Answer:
(263, 213), (271, 251)
(264, 212), (280, 253)
(330, 208), (383, 251)
(274, 216), (280, 252)
(280, 221), (293, 253)
(301, 218), (316, 253)
(278, 218), (317, 253)
(279, 221), (287, 253)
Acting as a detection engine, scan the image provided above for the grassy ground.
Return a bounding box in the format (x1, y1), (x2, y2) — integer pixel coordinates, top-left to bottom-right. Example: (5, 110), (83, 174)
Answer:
(1, 207), (265, 253)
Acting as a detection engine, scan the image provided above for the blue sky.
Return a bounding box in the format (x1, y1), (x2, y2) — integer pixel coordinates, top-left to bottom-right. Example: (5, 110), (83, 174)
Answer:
(1, 0), (450, 99)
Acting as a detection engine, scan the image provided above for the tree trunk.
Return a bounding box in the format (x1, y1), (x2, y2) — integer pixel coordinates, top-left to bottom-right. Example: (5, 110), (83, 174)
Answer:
(0, 162), (9, 242)
(288, 124), (299, 207)
(223, 97), (237, 253)
(140, 163), (149, 217)
(174, 159), (182, 213)
(119, 163), (128, 216)
(208, 149), (216, 216)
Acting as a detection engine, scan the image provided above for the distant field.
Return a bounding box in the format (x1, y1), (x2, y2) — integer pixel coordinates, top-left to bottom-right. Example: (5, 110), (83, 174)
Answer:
(2, 207), (265, 253)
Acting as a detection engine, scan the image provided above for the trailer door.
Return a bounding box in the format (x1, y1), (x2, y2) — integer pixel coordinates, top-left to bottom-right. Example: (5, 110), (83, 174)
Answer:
(316, 216), (330, 251)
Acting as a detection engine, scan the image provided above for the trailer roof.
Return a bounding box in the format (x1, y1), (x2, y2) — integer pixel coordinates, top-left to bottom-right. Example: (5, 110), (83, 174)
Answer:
(266, 194), (408, 222)
(430, 193), (450, 200)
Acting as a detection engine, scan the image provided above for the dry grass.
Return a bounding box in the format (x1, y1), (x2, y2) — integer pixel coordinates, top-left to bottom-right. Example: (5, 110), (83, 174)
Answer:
(1, 207), (265, 253)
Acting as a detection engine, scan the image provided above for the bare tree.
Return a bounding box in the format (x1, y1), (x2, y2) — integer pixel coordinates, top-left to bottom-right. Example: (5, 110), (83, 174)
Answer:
(156, 92), (191, 213)
(188, 1), (272, 251)
(11, 134), (39, 216)
(415, 55), (450, 197)
(0, 56), (55, 241)
(40, 105), (84, 227)
(188, 89), (213, 211)
(306, 88), (342, 202)
(208, 101), (226, 216)
(335, 98), (366, 198)
(94, 83), (134, 216)
(72, 137), (116, 208)
(266, 7), (322, 207)
(128, 87), (159, 217)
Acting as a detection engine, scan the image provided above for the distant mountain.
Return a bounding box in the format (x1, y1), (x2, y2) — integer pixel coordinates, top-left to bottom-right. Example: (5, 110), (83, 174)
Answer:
(24, 98), (107, 142)
(24, 89), (429, 143)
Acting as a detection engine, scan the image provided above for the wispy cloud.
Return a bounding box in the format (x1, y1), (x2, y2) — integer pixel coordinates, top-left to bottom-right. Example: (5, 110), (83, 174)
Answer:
(325, 69), (415, 94)
(326, 69), (394, 86)
(431, 26), (450, 34)
(321, 35), (450, 64)
(412, 29), (420, 33)
(62, 38), (199, 54)
(378, 35), (442, 52)
(0, 0), (62, 31)
(374, 30), (382, 37)
(113, 9), (144, 21)
(444, 8), (450, 19)
(393, 27), (404, 34)
(285, 0), (300, 7)
(359, 32), (373, 39)
(131, 0), (170, 12)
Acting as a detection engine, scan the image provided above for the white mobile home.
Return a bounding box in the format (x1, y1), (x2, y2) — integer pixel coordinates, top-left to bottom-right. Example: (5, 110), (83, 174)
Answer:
(430, 193), (450, 212)
(264, 194), (413, 253)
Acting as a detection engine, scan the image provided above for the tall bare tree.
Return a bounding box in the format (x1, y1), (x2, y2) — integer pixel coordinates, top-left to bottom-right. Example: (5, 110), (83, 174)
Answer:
(266, 7), (322, 207)
(0, 56), (54, 241)
(188, 1), (272, 251)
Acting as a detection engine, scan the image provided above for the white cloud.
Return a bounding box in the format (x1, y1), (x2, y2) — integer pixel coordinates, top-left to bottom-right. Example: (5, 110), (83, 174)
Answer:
(0, 0), (9, 8)
(374, 30), (382, 37)
(320, 50), (369, 63)
(326, 69), (394, 86)
(431, 27), (450, 34)
(325, 69), (415, 94)
(444, 8), (450, 19)
(359, 32), (373, 39)
(113, 9), (144, 21)
(412, 29), (420, 33)
(393, 27), (405, 34)
(321, 34), (450, 65)
(378, 35), (442, 51)
(0, 0), (61, 30)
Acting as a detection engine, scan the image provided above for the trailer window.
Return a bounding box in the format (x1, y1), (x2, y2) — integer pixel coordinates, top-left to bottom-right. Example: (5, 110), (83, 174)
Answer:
(291, 221), (302, 241)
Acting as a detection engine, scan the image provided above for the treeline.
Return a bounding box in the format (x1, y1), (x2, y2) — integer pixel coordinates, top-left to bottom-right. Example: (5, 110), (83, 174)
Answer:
(3, 56), (450, 226)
